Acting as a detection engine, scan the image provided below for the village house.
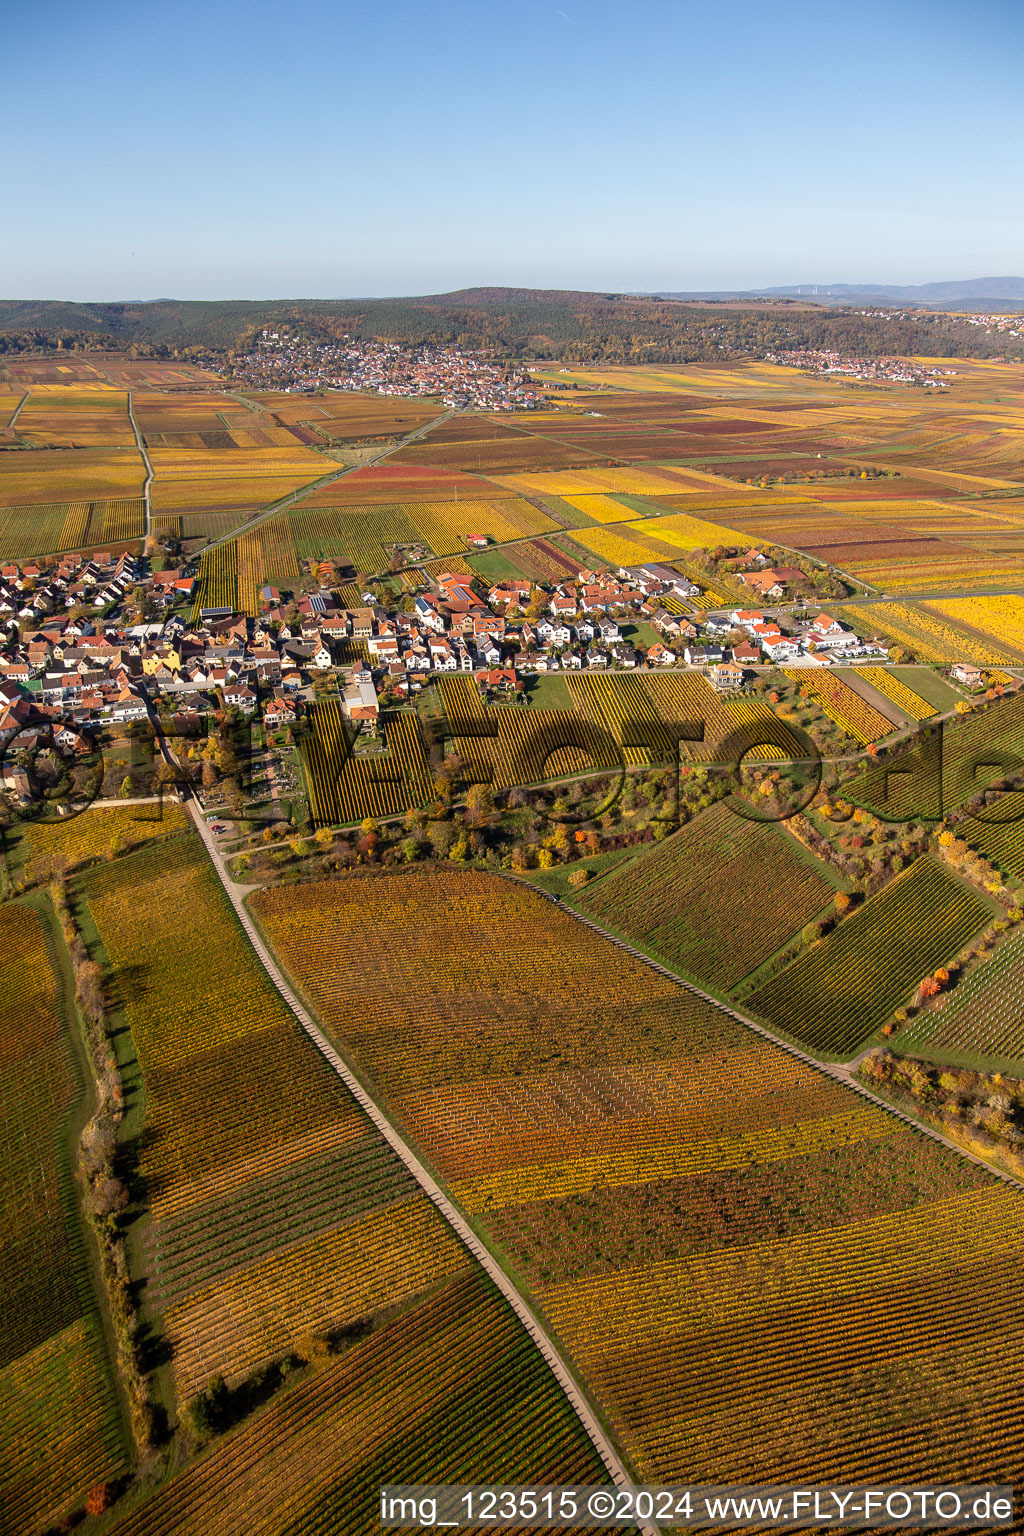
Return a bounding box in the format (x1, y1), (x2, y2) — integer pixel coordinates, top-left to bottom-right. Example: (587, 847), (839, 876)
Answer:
(341, 679), (380, 722)
(708, 661), (745, 692)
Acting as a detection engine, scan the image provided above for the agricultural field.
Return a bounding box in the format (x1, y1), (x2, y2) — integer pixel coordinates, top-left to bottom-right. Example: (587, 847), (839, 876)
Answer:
(746, 858), (992, 1057)
(960, 789), (1024, 883)
(576, 800), (837, 989)
(302, 702), (433, 824)
(240, 391), (440, 439)
(12, 388), (136, 448)
(847, 689), (1024, 820)
(896, 929), (1024, 1072)
(7, 802), (189, 885)
(77, 836), (606, 1530)
(0, 448), (145, 508)
(191, 543), (239, 619)
(107, 1272), (606, 1536)
(251, 867), (1024, 1489)
(406, 496), (559, 551)
(0, 900), (126, 1534)
(437, 673), (620, 789)
(148, 442), (329, 515)
(295, 462), (489, 506)
(288, 502), (422, 570)
(560, 492), (638, 524)
(922, 595), (1024, 658)
(840, 601), (1019, 666)
(853, 667), (937, 721)
(566, 669), (803, 767)
(0, 499), (139, 560)
(783, 668), (894, 744)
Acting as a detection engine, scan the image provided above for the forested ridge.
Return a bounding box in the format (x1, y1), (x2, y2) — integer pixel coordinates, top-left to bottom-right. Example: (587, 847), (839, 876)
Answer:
(0, 288), (1020, 363)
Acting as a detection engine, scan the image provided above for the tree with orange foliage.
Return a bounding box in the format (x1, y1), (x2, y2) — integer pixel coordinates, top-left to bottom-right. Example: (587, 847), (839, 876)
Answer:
(86, 1483), (113, 1516)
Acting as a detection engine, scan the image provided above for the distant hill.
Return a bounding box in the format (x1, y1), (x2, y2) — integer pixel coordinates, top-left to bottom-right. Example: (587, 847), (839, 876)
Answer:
(660, 278), (1024, 310)
(1, 286), (1022, 362)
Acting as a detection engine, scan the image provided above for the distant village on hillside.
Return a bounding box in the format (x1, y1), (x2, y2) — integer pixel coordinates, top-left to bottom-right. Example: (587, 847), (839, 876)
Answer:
(219, 331), (543, 410)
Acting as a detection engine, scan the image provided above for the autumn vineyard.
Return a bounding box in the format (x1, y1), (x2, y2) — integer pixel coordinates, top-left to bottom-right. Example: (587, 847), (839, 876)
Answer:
(8, 339), (1024, 1532)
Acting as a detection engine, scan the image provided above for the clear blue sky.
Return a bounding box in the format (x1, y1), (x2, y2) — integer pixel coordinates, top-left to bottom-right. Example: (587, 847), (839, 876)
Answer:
(6, 0), (1022, 299)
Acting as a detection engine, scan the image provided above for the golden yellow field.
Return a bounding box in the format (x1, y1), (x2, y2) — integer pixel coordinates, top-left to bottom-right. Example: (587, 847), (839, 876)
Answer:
(494, 466), (699, 496)
(13, 388), (135, 448)
(626, 510), (761, 549)
(842, 602), (1018, 666)
(922, 595), (1024, 658)
(0, 449), (146, 506)
(560, 493), (637, 524)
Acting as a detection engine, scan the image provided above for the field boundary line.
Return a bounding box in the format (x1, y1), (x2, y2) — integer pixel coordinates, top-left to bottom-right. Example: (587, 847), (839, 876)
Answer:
(127, 391), (154, 540)
(174, 793), (655, 1529)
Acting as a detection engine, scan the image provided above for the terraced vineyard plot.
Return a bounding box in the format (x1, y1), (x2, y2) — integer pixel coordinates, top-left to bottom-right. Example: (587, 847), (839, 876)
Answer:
(1, 1318), (125, 1536)
(847, 690), (1024, 820)
(843, 601), (1017, 666)
(0, 447), (145, 508)
(853, 667), (937, 721)
(923, 594), (1024, 658)
(14, 388), (135, 448)
(0, 901), (126, 1532)
(235, 514), (302, 614)
(147, 443), (328, 515)
(961, 790), (1024, 882)
(393, 430), (604, 473)
(577, 802), (836, 989)
(437, 673), (619, 789)
(288, 502), (421, 571)
(561, 493), (637, 524)
(0, 496), (147, 559)
(99, 496), (145, 542)
(81, 834), (484, 1418)
(897, 929), (1024, 1070)
(191, 541), (238, 619)
(625, 509), (759, 549)
(108, 1272), (607, 1536)
(150, 1137), (419, 1302)
(302, 702), (433, 824)
(406, 496), (558, 553)
(746, 858), (992, 1056)
(80, 837), (608, 1525)
(783, 668), (893, 744)
(297, 463), (487, 506)
(82, 837), (352, 1213)
(164, 1197), (466, 1399)
(567, 669), (803, 767)
(253, 868), (1024, 1488)
(11, 802), (189, 884)
(568, 521), (681, 569)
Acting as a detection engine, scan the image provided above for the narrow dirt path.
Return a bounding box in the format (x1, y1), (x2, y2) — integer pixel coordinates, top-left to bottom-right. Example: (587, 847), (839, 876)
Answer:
(127, 391), (154, 540)
(6, 389), (30, 431)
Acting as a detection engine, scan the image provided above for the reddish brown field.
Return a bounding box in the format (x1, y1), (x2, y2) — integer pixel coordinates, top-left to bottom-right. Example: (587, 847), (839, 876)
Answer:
(389, 435), (607, 473)
(531, 430), (705, 459)
(812, 476), (975, 501)
(294, 464), (497, 506)
(705, 456), (856, 479)
(416, 416), (522, 444)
